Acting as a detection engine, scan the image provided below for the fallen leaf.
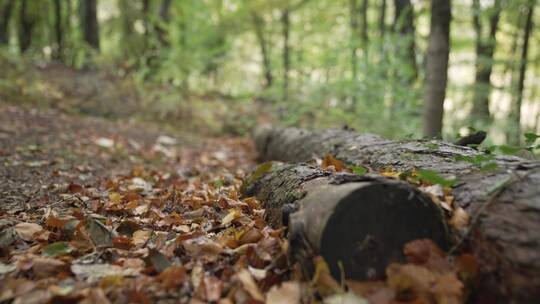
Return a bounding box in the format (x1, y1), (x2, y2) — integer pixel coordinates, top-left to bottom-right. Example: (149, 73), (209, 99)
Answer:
(449, 207), (470, 231)
(14, 222), (43, 241)
(157, 265), (187, 289)
(147, 249), (171, 273)
(94, 137), (114, 148)
(42, 242), (73, 257)
(132, 230), (151, 246)
(204, 275), (223, 302)
(321, 155), (345, 172)
(266, 281), (302, 304)
(71, 264), (138, 283)
(236, 269), (264, 302)
(85, 218), (113, 247)
(323, 291), (368, 304)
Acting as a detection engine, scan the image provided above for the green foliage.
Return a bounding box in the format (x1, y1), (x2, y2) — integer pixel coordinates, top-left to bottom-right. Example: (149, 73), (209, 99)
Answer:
(416, 169), (459, 187)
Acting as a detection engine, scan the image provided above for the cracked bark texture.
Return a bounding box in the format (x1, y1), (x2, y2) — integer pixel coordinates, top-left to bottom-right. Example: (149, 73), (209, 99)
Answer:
(243, 163), (449, 282)
(254, 126), (540, 303)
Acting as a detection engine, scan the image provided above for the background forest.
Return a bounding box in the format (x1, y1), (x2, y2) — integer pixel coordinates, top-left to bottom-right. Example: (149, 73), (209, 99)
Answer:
(0, 0), (538, 145)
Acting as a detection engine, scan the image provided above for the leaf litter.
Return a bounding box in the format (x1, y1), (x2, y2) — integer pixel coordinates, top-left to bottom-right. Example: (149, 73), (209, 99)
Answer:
(0, 105), (479, 303)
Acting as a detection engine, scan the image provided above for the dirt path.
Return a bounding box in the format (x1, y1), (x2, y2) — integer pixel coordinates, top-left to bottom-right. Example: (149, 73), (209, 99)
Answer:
(1, 104), (291, 303)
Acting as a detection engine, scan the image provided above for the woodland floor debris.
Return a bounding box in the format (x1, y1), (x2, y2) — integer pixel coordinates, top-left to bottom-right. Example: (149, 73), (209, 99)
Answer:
(0, 105), (488, 303)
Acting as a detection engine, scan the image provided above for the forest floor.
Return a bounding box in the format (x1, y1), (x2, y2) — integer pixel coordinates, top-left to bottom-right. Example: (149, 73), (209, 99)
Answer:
(1, 61), (469, 304)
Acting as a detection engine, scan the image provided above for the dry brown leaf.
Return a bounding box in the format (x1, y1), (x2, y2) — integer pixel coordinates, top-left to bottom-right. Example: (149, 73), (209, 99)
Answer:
(14, 222), (43, 241)
(157, 265), (187, 289)
(449, 207), (470, 231)
(132, 230), (152, 246)
(236, 269), (264, 302)
(404, 239), (451, 273)
(430, 273), (464, 304)
(321, 155), (346, 172)
(266, 281), (302, 304)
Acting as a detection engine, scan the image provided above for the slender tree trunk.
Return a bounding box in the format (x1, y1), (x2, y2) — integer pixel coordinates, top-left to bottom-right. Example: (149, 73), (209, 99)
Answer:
(422, 0), (451, 138)
(53, 0), (63, 60)
(159, 0), (172, 22)
(360, 0), (368, 57)
(509, 1), (534, 145)
(18, 0), (33, 53)
(379, 0), (386, 37)
(80, 0), (100, 50)
(252, 13), (273, 88)
(393, 0), (417, 80)
(350, 0), (358, 82)
(471, 0), (501, 126)
(282, 9), (290, 101)
(0, 0), (14, 45)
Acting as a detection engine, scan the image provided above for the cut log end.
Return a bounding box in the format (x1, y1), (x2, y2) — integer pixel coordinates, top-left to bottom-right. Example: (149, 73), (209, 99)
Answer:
(288, 178), (450, 281)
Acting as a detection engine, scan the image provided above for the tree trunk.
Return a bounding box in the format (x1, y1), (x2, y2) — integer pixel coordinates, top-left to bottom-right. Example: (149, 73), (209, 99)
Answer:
(379, 0), (386, 37)
(422, 0), (451, 138)
(471, 0), (501, 126)
(253, 126), (540, 302)
(80, 0), (100, 50)
(509, 1), (534, 145)
(393, 0), (417, 80)
(53, 0), (63, 60)
(0, 0), (14, 45)
(281, 9), (290, 101)
(350, 0), (358, 81)
(251, 12), (273, 88)
(158, 0), (172, 22)
(243, 162), (449, 281)
(18, 0), (33, 53)
(360, 0), (368, 57)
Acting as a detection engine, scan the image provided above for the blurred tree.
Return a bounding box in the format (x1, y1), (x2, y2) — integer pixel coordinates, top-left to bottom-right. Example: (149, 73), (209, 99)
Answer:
(0, 0), (14, 45)
(80, 0), (100, 50)
(509, 0), (535, 145)
(422, 0), (451, 137)
(471, 0), (501, 126)
(251, 12), (273, 88)
(393, 0), (416, 81)
(360, 0), (368, 57)
(379, 0), (386, 37)
(18, 0), (33, 53)
(350, 0), (358, 82)
(53, 0), (64, 60)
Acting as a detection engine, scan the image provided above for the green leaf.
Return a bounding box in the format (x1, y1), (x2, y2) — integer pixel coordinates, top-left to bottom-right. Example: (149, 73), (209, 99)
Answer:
(350, 166), (368, 175)
(0, 228), (17, 247)
(496, 145), (522, 155)
(42, 242), (73, 257)
(423, 143), (438, 151)
(416, 169), (458, 187)
(524, 133), (539, 145)
(480, 162), (498, 172)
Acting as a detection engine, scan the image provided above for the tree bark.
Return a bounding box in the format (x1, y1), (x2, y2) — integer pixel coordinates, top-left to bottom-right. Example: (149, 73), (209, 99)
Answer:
(471, 0), (501, 126)
(53, 0), (63, 60)
(422, 0), (451, 137)
(80, 0), (100, 50)
(393, 0), (417, 81)
(18, 0), (33, 53)
(350, 0), (358, 81)
(251, 12), (273, 88)
(243, 162), (450, 281)
(379, 0), (386, 37)
(0, 0), (14, 45)
(360, 0), (368, 57)
(509, 1), (534, 145)
(281, 9), (290, 101)
(254, 126), (540, 302)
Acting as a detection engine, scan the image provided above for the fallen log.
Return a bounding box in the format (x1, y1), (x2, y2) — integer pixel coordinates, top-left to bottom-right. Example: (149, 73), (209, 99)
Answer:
(242, 163), (450, 281)
(253, 127), (540, 302)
